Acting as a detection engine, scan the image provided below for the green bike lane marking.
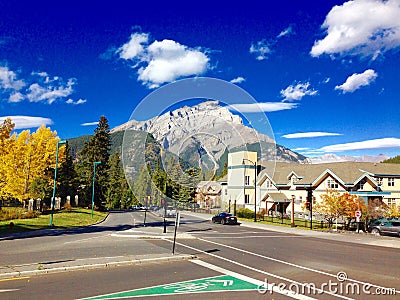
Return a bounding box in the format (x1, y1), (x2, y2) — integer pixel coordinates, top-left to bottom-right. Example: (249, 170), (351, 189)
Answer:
(81, 259), (317, 299)
(80, 274), (260, 299)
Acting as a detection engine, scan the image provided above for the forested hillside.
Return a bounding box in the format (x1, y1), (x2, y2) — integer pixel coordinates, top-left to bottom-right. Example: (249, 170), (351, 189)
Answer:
(383, 155), (400, 164)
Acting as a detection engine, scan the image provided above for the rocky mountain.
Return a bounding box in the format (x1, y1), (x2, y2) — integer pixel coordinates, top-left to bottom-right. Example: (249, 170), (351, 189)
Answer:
(112, 100), (310, 168)
(309, 153), (389, 164)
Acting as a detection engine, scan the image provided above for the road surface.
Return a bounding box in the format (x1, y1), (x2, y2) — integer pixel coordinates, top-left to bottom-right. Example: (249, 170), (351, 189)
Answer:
(0, 210), (399, 299)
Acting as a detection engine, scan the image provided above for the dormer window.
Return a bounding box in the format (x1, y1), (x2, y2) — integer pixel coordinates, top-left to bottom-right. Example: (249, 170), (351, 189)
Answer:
(327, 179), (338, 189)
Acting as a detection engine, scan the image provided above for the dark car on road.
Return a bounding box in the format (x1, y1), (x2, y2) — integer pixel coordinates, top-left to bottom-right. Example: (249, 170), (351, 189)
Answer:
(212, 212), (238, 225)
(368, 221), (400, 237)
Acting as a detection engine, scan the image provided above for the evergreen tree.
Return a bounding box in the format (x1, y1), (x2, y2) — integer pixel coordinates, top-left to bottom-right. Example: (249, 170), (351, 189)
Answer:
(78, 116), (111, 208)
(383, 155), (400, 164)
(58, 142), (78, 203)
(133, 164), (152, 205)
(106, 152), (130, 209)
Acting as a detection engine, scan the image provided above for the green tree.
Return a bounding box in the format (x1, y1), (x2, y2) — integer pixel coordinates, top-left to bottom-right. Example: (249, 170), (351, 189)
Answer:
(106, 152), (134, 209)
(78, 116), (111, 208)
(58, 142), (78, 202)
(383, 155), (400, 164)
(133, 164), (152, 205)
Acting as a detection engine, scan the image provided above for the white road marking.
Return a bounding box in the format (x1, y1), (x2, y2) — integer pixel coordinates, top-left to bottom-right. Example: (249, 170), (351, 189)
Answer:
(190, 231), (288, 235)
(63, 235), (110, 244)
(196, 237), (399, 294)
(191, 259), (316, 300)
(0, 289), (19, 293)
(163, 238), (353, 299)
(203, 235), (304, 239)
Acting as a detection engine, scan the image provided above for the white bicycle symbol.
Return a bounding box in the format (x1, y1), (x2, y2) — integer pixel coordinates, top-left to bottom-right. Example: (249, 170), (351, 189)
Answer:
(163, 279), (234, 293)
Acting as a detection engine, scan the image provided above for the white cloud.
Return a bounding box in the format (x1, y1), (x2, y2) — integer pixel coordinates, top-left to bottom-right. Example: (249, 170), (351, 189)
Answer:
(277, 25), (293, 38)
(0, 116), (53, 129)
(8, 92), (24, 103)
(280, 82), (317, 101)
(0, 66), (25, 90)
(26, 81), (74, 104)
(117, 32), (149, 60)
(31, 71), (48, 77)
(249, 40), (271, 60)
(66, 98), (87, 105)
(282, 132), (342, 139)
(230, 77), (246, 84)
(318, 137), (400, 152)
(311, 0), (400, 58)
(335, 69), (377, 93)
(138, 40), (209, 88)
(229, 102), (297, 113)
(81, 121), (99, 126)
(1, 67), (80, 105)
(292, 147), (310, 151)
(116, 33), (210, 88)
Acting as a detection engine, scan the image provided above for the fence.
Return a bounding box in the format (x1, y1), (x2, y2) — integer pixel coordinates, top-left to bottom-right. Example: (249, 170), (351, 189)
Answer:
(258, 214), (364, 231)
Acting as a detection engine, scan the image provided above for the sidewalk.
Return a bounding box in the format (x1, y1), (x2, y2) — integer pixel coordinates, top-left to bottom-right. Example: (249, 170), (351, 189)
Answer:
(181, 211), (400, 249)
(0, 253), (194, 279)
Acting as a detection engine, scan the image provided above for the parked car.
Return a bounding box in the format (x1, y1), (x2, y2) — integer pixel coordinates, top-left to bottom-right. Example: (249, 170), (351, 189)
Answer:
(368, 221), (400, 237)
(212, 212), (238, 225)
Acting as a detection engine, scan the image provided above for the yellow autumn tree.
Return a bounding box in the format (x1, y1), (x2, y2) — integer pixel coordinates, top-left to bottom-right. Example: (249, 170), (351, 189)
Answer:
(1, 123), (65, 201)
(0, 118), (16, 199)
(314, 190), (368, 229)
(384, 205), (400, 218)
(313, 189), (346, 227)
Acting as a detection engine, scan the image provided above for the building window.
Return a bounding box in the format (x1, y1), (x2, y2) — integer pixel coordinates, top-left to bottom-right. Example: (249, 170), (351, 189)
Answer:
(245, 194), (250, 204)
(387, 198), (396, 207)
(327, 179), (338, 189)
(225, 189), (228, 196)
(356, 181), (365, 190)
(376, 177), (383, 185)
(245, 175), (250, 186)
(299, 196), (303, 202)
(265, 179), (271, 188)
(388, 178), (395, 187)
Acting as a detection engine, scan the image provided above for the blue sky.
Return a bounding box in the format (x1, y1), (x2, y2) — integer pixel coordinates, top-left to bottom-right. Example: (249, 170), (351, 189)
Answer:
(1, 0), (400, 159)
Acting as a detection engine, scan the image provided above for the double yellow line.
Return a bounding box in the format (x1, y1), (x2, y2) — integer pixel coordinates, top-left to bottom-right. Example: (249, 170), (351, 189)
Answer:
(0, 276), (30, 282)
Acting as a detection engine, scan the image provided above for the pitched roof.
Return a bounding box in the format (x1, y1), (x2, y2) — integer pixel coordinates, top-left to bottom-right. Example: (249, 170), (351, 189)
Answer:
(258, 162), (400, 186)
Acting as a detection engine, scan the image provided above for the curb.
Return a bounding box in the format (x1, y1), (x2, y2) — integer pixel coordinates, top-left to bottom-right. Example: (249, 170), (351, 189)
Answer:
(0, 254), (196, 279)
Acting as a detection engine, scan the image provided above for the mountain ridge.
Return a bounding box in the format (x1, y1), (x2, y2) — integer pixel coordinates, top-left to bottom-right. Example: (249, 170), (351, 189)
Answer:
(111, 100), (310, 165)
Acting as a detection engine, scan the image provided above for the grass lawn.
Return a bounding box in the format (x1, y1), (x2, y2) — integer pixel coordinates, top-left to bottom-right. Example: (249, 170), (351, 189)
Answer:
(0, 208), (108, 236)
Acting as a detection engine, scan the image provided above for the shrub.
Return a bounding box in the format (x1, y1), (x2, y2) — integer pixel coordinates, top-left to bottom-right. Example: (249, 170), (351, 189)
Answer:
(0, 207), (40, 221)
(236, 208), (254, 219)
(63, 203), (72, 211)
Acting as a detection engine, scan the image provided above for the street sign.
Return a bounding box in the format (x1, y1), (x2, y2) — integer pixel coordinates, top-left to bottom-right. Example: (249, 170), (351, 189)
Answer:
(80, 275), (260, 299)
(355, 210), (362, 218)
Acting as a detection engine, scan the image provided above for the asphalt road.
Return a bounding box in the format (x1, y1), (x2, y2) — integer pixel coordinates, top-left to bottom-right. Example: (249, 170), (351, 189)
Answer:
(1, 210), (399, 299)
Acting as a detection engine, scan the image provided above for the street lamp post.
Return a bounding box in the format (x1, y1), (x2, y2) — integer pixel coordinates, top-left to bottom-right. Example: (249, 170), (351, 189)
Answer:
(243, 158), (257, 222)
(50, 140), (66, 227)
(91, 161), (101, 218)
(291, 195), (295, 227)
